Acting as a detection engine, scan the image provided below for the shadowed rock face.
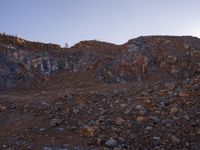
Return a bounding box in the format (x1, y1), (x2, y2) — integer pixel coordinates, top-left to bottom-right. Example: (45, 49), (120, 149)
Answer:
(0, 34), (200, 90)
(97, 36), (200, 83)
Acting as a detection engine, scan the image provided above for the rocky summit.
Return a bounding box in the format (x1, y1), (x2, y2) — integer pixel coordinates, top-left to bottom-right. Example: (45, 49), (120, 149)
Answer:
(0, 33), (200, 149)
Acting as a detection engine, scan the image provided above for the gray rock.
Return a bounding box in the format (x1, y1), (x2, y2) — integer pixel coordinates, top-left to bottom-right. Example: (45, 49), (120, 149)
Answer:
(183, 115), (190, 120)
(150, 116), (160, 124)
(138, 109), (147, 115)
(170, 135), (180, 143)
(153, 137), (160, 141)
(161, 118), (173, 126)
(50, 118), (63, 127)
(105, 138), (118, 148)
(135, 104), (144, 110)
(66, 95), (74, 101)
(158, 101), (165, 110)
(117, 137), (126, 143)
(135, 104), (147, 115)
(43, 147), (52, 150)
(145, 126), (152, 130)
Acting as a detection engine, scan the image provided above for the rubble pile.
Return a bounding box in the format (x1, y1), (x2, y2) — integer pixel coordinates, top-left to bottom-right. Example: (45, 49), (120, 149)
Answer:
(0, 34), (199, 149)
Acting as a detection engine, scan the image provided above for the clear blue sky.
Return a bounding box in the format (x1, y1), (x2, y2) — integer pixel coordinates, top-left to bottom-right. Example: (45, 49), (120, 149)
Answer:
(0, 0), (200, 46)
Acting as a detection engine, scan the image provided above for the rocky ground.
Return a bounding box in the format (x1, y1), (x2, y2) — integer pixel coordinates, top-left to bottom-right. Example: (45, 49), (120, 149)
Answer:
(0, 34), (200, 149)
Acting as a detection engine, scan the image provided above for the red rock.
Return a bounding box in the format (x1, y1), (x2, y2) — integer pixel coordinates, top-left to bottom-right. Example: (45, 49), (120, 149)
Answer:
(80, 126), (100, 137)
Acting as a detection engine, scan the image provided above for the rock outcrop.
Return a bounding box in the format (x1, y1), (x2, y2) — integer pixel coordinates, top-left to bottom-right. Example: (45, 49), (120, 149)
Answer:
(0, 34), (200, 90)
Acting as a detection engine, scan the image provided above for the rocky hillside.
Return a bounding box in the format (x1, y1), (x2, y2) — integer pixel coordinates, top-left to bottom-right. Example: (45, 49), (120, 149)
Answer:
(0, 34), (200, 149)
(0, 34), (200, 90)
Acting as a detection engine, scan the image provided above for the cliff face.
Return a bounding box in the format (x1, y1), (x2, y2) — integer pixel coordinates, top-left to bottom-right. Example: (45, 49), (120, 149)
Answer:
(0, 34), (200, 90)
(98, 36), (200, 83)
